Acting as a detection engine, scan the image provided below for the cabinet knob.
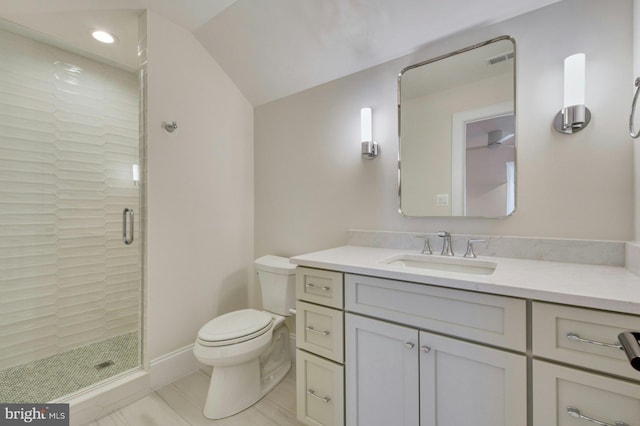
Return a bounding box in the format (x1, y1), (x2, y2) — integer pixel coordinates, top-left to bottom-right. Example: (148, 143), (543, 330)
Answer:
(404, 342), (415, 349)
(420, 346), (431, 354)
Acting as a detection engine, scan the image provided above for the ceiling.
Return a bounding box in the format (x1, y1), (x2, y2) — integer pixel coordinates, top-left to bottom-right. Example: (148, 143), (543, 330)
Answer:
(0, 0), (561, 106)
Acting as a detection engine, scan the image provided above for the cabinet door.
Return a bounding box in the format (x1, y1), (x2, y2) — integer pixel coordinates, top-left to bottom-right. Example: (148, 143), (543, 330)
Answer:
(345, 313), (419, 426)
(533, 360), (640, 426)
(419, 330), (527, 426)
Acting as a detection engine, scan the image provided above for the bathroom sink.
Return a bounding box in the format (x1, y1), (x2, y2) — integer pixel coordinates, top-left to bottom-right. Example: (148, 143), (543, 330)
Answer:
(380, 254), (497, 275)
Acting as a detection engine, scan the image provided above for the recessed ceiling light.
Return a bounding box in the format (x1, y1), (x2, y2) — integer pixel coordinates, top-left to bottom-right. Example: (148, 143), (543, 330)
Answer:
(91, 30), (116, 44)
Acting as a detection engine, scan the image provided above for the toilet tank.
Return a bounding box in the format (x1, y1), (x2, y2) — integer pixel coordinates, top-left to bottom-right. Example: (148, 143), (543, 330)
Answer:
(255, 255), (297, 316)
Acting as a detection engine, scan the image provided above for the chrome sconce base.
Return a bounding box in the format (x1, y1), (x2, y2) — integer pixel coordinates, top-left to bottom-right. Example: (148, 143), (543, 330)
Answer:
(553, 104), (591, 134)
(361, 141), (379, 159)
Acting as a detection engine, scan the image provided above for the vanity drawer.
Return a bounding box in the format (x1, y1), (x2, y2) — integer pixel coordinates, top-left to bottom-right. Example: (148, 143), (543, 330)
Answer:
(533, 360), (640, 426)
(345, 274), (526, 351)
(532, 302), (640, 378)
(296, 267), (344, 309)
(296, 301), (344, 363)
(296, 349), (344, 426)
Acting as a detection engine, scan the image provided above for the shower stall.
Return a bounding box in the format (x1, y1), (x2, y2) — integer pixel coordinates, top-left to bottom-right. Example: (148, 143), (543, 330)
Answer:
(0, 22), (143, 403)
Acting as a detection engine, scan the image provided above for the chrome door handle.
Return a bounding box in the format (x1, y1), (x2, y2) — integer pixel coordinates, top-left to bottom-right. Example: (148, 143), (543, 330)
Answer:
(404, 342), (415, 349)
(630, 77), (640, 138)
(307, 389), (331, 403)
(567, 406), (628, 426)
(566, 333), (622, 350)
(122, 208), (134, 245)
(420, 346), (431, 354)
(306, 326), (330, 336)
(305, 283), (331, 292)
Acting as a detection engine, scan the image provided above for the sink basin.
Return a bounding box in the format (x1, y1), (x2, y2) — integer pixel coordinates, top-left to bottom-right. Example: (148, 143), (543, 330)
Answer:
(380, 254), (497, 275)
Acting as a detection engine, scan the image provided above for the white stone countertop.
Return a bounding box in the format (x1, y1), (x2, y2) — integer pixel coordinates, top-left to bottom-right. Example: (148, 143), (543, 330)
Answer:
(290, 245), (640, 315)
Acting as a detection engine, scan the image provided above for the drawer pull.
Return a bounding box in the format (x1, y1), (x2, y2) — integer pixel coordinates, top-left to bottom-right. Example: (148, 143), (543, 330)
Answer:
(305, 283), (331, 292)
(618, 331), (640, 371)
(566, 333), (622, 350)
(307, 389), (331, 403)
(567, 406), (628, 426)
(420, 346), (431, 354)
(306, 326), (330, 336)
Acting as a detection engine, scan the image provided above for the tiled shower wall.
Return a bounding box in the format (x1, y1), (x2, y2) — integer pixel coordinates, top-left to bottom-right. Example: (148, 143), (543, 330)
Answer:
(0, 29), (141, 370)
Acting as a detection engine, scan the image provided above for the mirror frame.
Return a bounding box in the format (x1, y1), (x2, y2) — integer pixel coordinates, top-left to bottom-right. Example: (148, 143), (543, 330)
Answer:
(397, 35), (517, 218)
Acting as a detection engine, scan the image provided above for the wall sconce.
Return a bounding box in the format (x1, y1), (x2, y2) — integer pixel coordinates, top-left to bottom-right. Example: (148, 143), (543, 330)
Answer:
(361, 107), (379, 159)
(132, 164), (140, 185)
(553, 53), (591, 134)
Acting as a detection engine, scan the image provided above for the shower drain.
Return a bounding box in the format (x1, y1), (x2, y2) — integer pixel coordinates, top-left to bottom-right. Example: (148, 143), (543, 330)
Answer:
(94, 360), (115, 370)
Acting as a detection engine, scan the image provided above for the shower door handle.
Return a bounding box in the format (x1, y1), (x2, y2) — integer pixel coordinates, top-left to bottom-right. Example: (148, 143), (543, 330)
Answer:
(123, 208), (134, 245)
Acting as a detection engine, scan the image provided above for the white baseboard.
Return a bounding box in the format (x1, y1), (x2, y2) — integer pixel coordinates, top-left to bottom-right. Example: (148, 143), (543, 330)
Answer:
(150, 343), (200, 390)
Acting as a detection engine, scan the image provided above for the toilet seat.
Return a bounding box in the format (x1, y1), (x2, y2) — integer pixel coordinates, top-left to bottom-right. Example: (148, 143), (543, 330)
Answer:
(197, 309), (274, 347)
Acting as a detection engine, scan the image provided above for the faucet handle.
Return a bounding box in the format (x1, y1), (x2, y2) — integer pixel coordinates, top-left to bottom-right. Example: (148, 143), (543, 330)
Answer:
(414, 235), (432, 255)
(464, 239), (486, 258)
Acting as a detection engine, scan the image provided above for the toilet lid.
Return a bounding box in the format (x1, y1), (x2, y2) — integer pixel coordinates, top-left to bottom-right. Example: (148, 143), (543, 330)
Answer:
(198, 309), (273, 344)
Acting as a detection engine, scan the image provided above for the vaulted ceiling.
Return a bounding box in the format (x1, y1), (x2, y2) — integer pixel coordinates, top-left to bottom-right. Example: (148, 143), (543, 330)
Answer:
(0, 0), (561, 105)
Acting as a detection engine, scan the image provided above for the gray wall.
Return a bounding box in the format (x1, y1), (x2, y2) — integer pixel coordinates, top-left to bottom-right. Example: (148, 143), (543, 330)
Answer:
(255, 0), (634, 261)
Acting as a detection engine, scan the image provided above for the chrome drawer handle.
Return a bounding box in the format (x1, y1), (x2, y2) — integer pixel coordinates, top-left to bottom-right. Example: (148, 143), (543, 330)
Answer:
(567, 406), (628, 426)
(566, 333), (622, 350)
(307, 389), (331, 403)
(306, 326), (330, 336)
(305, 283), (331, 292)
(420, 346), (431, 354)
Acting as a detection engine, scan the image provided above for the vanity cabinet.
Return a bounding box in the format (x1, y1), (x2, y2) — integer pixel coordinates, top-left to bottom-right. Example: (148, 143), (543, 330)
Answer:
(293, 265), (640, 426)
(295, 267), (345, 426)
(345, 276), (527, 426)
(531, 302), (640, 426)
(345, 314), (526, 426)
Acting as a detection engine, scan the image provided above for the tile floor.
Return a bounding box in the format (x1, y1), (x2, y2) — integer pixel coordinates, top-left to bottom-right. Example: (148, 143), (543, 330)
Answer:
(87, 367), (303, 425)
(0, 333), (139, 403)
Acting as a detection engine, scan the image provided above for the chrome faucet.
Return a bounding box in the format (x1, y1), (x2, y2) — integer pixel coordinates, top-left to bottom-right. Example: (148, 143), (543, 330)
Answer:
(438, 231), (454, 256)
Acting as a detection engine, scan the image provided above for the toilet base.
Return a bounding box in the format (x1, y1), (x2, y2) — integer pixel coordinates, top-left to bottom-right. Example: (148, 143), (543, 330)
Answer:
(204, 358), (261, 419)
(201, 323), (291, 419)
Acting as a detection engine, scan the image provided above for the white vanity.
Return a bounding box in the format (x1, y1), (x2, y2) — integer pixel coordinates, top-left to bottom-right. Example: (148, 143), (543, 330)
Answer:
(291, 245), (640, 426)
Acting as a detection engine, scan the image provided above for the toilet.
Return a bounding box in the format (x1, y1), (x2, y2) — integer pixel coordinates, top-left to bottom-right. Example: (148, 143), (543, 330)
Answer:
(193, 255), (296, 419)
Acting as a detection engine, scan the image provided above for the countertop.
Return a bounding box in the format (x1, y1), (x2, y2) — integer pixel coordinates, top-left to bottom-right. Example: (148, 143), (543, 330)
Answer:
(290, 245), (640, 315)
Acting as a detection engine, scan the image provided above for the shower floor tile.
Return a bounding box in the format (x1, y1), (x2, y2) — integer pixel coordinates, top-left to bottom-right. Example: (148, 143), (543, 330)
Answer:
(0, 332), (139, 403)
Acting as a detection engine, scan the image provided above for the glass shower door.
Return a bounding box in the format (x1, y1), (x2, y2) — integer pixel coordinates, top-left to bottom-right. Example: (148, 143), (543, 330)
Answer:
(0, 25), (142, 403)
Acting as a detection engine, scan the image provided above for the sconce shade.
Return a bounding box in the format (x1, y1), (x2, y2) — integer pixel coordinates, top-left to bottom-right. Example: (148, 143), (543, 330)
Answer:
(132, 164), (140, 182)
(563, 53), (585, 108)
(360, 107), (379, 159)
(554, 53), (590, 134)
(361, 107), (372, 142)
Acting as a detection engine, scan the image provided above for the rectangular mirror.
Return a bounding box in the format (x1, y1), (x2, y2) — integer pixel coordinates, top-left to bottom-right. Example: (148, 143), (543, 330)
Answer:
(398, 36), (516, 217)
